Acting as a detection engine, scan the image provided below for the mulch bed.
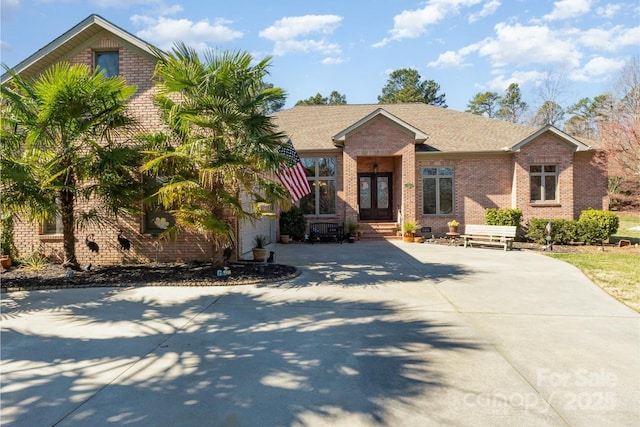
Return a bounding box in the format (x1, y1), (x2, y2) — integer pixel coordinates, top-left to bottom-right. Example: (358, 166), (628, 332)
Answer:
(513, 241), (640, 254)
(0, 262), (299, 292)
(2, 241), (637, 293)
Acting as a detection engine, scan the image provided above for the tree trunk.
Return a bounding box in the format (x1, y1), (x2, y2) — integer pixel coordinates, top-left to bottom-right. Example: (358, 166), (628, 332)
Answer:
(60, 188), (80, 270)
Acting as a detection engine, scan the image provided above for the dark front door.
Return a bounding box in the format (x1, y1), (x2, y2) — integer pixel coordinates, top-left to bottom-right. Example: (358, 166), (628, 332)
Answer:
(358, 173), (392, 220)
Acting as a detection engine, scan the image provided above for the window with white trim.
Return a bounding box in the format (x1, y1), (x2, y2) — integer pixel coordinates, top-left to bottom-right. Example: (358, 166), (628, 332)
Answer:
(530, 165), (558, 202)
(422, 167), (454, 215)
(299, 157), (336, 215)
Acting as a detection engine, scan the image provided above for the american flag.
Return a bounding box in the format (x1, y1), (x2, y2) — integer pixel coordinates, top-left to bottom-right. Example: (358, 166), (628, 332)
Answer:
(275, 139), (311, 201)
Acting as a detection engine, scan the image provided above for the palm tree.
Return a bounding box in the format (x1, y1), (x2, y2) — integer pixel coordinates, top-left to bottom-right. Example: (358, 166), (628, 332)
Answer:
(0, 63), (140, 270)
(141, 43), (291, 257)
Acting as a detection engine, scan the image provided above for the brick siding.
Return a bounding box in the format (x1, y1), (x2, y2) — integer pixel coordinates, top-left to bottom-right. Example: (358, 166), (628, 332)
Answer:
(12, 36), (214, 264)
(344, 116), (416, 224)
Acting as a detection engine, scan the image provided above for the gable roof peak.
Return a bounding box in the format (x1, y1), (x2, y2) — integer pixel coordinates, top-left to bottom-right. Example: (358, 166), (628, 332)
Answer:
(510, 124), (593, 152)
(1, 14), (158, 84)
(331, 107), (429, 146)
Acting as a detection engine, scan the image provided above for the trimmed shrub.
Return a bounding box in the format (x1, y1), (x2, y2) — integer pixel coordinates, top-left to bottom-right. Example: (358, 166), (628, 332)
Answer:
(578, 209), (619, 240)
(576, 219), (608, 245)
(485, 208), (522, 226)
(486, 208), (523, 239)
(526, 218), (577, 244)
(526, 210), (618, 245)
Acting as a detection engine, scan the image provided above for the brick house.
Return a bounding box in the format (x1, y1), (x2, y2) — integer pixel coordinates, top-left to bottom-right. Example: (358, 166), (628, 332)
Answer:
(273, 104), (608, 238)
(2, 15), (229, 265)
(2, 15), (608, 266)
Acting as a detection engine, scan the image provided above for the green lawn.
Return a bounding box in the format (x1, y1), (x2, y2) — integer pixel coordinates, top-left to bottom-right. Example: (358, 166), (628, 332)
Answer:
(547, 211), (640, 313)
(610, 210), (640, 244)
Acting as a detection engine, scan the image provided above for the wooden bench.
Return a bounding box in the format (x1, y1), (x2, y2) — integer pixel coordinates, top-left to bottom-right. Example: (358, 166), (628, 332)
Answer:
(461, 224), (517, 251)
(309, 222), (344, 244)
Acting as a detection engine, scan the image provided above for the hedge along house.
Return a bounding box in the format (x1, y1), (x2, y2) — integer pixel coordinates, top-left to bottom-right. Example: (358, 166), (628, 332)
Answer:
(272, 104), (608, 238)
(1, 14), (276, 265)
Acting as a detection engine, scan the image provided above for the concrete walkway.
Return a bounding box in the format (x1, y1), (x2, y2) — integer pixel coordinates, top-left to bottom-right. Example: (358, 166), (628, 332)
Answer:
(1, 241), (638, 426)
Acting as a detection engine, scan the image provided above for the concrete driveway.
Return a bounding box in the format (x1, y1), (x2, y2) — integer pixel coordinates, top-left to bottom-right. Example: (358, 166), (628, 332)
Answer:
(1, 240), (638, 426)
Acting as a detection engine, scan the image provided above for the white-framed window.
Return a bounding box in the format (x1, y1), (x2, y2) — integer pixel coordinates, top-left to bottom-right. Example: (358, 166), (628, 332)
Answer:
(95, 51), (119, 77)
(299, 157), (336, 215)
(530, 165), (558, 202)
(422, 167), (454, 215)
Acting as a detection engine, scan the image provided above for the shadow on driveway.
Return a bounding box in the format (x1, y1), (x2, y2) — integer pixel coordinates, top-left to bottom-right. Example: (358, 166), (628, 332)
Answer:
(1, 289), (481, 426)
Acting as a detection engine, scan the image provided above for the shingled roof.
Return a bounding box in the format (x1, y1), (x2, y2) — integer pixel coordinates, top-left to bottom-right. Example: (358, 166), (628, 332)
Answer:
(272, 103), (590, 153)
(1, 14), (157, 84)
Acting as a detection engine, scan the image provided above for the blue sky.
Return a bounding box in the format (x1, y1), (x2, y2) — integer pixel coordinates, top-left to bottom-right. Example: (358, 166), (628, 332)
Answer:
(1, 0), (638, 112)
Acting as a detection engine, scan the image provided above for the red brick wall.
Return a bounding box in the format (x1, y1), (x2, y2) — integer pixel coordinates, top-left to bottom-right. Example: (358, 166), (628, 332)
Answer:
(12, 35), (214, 265)
(514, 135), (575, 225)
(344, 116), (416, 223)
(416, 154), (513, 236)
(415, 135), (607, 236)
(573, 151), (609, 216)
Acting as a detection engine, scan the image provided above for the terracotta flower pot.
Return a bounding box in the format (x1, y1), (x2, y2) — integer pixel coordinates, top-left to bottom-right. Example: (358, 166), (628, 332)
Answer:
(448, 226), (459, 233)
(1, 255), (11, 269)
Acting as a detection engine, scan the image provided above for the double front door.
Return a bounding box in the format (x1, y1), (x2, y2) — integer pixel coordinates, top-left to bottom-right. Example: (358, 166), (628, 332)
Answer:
(358, 173), (392, 221)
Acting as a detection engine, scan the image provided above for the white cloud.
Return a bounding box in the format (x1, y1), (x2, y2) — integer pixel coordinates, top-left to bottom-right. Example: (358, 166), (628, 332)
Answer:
(259, 15), (342, 41)
(596, 3), (622, 18)
(374, 0), (483, 47)
(579, 25), (640, 51)
(428, 50), (468, 68)
(321, 57), (345, 65)
(132, 16), (243, 51)
(570, 56), (626, 81)
(270, 39), (341, 56)
(485, 70), (547, 92)
(616, 25), (640, 48)
(477, 23), (582, 68)
(259, 15), (343, 57)
(578, 26), (621, 51)
(469, 0), (501, 23)
(90, 0), (163, 7)
(543, 0), (593, 21)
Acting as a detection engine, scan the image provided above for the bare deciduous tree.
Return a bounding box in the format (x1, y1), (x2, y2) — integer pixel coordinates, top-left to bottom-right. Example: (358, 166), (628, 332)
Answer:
(598, 57), (640, 208)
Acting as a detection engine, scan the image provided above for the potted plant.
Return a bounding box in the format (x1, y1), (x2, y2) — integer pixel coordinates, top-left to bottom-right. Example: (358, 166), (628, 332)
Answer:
(279, 206), (307, 242)
(1, 214), (14, 269)
(346, 219), (358, 243)
(403, 220), (419, 242)
(252, 235), (268, 262)
(447, 219), (460, 233)
(0, 254), (11, 270)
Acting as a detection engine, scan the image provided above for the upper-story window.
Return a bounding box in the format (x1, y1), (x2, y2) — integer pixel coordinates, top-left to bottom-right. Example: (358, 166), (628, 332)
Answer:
(422, 167), (454, 215)
(299, 157), (336, 215)
(530, 165), (558, 202)
(95, 51), (119, 77)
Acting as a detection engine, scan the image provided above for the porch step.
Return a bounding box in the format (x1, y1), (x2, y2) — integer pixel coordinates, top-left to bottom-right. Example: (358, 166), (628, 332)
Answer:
(357, 222), (400, 240)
